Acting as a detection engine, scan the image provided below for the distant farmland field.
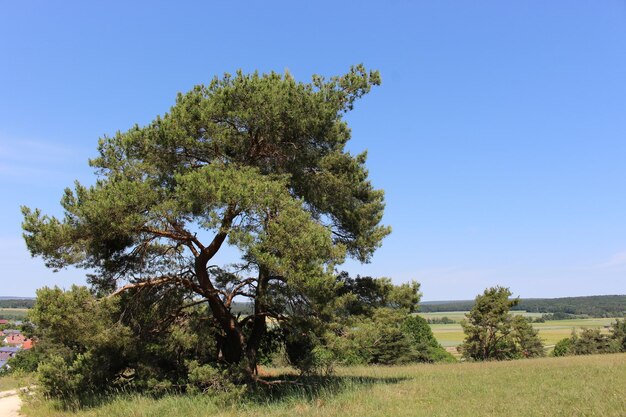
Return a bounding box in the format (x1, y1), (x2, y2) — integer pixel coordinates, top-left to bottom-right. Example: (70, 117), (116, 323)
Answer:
(419, 311), (618, 348)
(0, 308), (29, 320)
(419, 310), (543, 321)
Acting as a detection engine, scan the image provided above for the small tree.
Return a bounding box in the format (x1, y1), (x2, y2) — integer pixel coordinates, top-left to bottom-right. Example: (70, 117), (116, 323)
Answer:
(459, 286), (544, 361)
(402, 315), (455, 363)
(29, 286), (135, 400)
(610, 318), (626, 352)
(459, 287), (518, 361)
(552, 337), (572, 357)
(570, 328), (618, 355)
(553, 320), (625, 358)
(325, 308), (416, 365)
(511, 315), (545, 358)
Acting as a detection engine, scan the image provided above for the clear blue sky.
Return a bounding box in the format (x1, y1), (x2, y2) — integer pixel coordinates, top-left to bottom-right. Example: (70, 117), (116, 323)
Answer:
(1, 1), (625, 300)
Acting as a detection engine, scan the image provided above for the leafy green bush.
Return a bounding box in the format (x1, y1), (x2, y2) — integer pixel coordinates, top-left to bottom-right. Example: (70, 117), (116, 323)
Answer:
(611, 318), (626, 352)
(6, 348), (41, 373)
(552, 320), (626, 357)
(37, 354), (82, 401)
(186, 361), (246, 399)
(510, 316), (545, 358)
(29, 286), (227, 404)
(570, 329), (618, 355)
(552, 338), (572, 357)
(325, 309), (455, 366)
(402, 315), (455, 363)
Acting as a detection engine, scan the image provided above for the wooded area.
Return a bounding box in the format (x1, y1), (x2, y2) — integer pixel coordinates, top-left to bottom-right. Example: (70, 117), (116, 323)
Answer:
(420, 295), (626, 317)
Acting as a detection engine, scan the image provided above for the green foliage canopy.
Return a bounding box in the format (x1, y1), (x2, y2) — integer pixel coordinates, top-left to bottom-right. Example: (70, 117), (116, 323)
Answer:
(552, 318), (626, 357)
(21, 66), (390, 380)
(460, 286), (545, 361)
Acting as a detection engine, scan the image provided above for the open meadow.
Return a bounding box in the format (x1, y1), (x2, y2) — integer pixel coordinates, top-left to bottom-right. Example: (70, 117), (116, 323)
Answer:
(19, 353), (626, 417)
(0, 308), (28, 321)
(419, 312), (619, 348)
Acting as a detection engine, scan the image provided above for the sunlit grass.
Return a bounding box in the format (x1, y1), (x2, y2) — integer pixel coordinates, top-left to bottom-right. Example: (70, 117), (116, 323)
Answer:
(0, 372), (35, 392)
(0, 308), (29, 319)
(20, 354), (626, 417)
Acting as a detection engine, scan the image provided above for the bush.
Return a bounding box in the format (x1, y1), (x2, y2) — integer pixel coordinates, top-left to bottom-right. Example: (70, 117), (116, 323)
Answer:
(611, 318), (626, 352)
(6, 348), (41, 373)
(37, 355), (82, 402)
(284, 328), (318, 374)
(345, 309), (416, 365)
(29, 286), (232, 404)
(570, 329), (618, 355)
(325, 309), (455, 366)
(186, 361), (245, 397)
(402, 315), (455, 363)
(553, 323), (626, 358)
(511, 316), (545, 358)
(552, 338), (572, 357)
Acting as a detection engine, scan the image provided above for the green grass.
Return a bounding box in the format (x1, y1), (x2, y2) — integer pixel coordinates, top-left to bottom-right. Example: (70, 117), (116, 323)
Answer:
(0, 372), (35, 391)
(21, 354), (626, 417)
(418, 310), (544, 321)
(0, 308), (29, 320)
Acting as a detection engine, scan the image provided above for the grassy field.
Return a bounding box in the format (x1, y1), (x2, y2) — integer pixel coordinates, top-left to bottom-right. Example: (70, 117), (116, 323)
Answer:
(419, 310), (544, 321)
(420, 312), (619, 348)
(0, 372), (34, 391)
(0, 308), (29, 320)
(20, 353), (626, 417)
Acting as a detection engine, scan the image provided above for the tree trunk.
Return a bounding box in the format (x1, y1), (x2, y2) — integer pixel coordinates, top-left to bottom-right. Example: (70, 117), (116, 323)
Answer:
(195, 259), (246, 366)
(244, 268), (269, 375)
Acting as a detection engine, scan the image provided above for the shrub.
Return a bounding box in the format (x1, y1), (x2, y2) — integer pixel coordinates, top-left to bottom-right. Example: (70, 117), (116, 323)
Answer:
(510, 316), (545, 358)
(552, 338), (572, 357)
(402, 315), (455, 363)
(570, 329), (618, 355)
(611, 318), (626, 352)
(6, 348), (41, 373)
(186, 361), (245, 398)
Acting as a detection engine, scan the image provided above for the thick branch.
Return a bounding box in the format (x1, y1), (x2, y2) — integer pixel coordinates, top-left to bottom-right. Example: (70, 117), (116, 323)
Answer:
(170, 220), (206, 254)
(109, 275), (204, 298)
(197, 204), (238, 267)
(225, 278), (257, 308)
(239, 311), (285, 327)
(141, 227), (187, 241)
(142, 225), (204, 257)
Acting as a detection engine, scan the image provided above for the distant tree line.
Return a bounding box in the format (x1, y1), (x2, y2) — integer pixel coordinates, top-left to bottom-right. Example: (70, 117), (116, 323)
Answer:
(0, 299), (35, 309)
(420, 295), (626, 318)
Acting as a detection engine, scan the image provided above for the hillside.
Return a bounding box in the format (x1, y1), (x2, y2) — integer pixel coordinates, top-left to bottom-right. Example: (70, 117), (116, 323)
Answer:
(21, 354), (626, 417)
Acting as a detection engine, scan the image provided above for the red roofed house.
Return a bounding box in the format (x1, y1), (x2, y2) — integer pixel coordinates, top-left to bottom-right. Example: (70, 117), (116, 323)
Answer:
(4, 334), (27, 347)
(22, 340), (33, 350)
(0, 320), (8, 325)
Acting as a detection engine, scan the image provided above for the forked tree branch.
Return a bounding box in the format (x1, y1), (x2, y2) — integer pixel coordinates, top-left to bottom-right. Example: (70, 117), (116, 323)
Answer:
(109, 275), (205, 298)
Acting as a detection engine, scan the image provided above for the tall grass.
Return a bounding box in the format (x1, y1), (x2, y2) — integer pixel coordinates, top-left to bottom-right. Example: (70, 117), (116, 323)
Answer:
(0, 371), (35, 392)
(21, 353), (626, 417)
